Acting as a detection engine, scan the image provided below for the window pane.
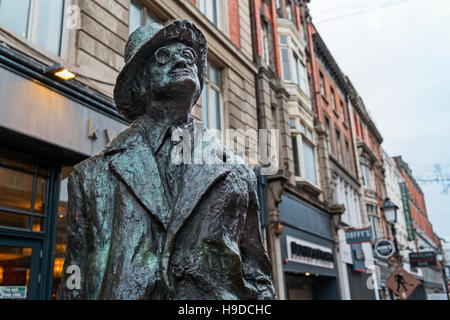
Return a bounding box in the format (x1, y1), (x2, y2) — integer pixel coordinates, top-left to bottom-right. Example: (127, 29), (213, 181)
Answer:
(209, 88), (221, 130)
(146, 11), (157, 25)
(201, 86), (208, 128)
(209, 65), (220, 86)
(0, 167), (33, 212)
(51, 170), (70, 299)
(289, 119), (296, 129)
(291, 136), (300, 177)
(300, 123), (306, 135)
(307, 129), (313, 141)
(33, 177), (46, 213)
(0, 245), (32, 299)
(129, 1), (142, 34)
(281, 48), (291, 81)
(302, 140), (317, 184)
(31, 216), (44, 232)
(279, 35), (288, 46)
(0, 211), (29, 229)
(36, 0), (64, 55)
(0, 0), (31, 38)
(0, 150), (34, 173)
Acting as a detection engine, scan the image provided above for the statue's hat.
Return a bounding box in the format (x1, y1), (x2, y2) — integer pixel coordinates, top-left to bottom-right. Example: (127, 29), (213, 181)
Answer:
(113, 19), (207, 121)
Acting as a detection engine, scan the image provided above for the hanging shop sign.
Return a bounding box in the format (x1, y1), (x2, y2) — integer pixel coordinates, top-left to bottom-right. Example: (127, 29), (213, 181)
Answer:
(386, 267), (420, 300)
(374, 239), (395, 259)
(409, 251), (437, 268)
(351, 243), (367, 272)
(345, 227), (372, 244)
(287, 235), (334, 269)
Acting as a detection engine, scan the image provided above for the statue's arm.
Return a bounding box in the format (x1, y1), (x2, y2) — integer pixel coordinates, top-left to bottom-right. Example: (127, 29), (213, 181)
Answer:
(58, 170), (88, 300)
(239, 177), (278, 300)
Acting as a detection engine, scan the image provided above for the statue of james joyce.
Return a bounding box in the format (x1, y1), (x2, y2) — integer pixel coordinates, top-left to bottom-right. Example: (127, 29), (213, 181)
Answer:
(58, 19), (277, 300)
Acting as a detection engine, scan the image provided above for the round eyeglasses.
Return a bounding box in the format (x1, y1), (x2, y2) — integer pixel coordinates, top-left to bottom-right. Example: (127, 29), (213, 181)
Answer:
(154, 46), (197, 65)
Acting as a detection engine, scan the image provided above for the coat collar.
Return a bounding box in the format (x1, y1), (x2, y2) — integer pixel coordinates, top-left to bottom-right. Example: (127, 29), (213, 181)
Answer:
(105, 119), (232, 235)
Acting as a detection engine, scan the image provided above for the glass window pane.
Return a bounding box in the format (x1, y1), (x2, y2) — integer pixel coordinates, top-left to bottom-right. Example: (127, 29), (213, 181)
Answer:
(289, 119), (296, 129)
(146, 11), (157, 25)
(31, 216), (44, 232)
(0, 0), (31, 38)
(281, 48), (291, 81)
(201, 86), (208, 128)
(307, 129), (313, 141)
(0, 150), (34, 173)
(302, 140), (317, 184)
(279, 35), (288, 46)
(51, 170), (70, 299)
(0, 167), (33, 212)
(33, 177), (46, 213)
(129, 1), (142, 34)
(36, 0), (64, 55)
(291, 136), (300, 177)
(0, 211), (29, 229)
(0, 245), (32, 299)
(209, 88), (221, 131)
(300, 123), (306, 135)
(209, 65), (220, 86)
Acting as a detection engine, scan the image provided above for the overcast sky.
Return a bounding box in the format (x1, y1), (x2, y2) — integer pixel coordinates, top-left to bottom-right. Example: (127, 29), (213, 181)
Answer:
(308, 0), (450, 244)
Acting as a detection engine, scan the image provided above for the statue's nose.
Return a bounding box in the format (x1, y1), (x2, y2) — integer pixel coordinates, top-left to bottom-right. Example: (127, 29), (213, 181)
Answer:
(172, 54), (188, 69)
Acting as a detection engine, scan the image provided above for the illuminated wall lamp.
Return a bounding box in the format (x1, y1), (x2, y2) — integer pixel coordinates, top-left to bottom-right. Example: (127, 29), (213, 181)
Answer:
(45, 63), (76, 80)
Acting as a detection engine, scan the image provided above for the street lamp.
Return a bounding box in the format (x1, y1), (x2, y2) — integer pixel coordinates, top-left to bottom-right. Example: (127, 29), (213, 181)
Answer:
(381, 198), (400, 258)
(437, 250), (450, 300)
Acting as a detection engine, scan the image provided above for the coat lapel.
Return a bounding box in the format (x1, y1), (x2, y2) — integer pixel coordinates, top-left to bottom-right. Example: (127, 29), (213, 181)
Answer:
(108, 128), (171, 230)
(161, 123), (232, 290)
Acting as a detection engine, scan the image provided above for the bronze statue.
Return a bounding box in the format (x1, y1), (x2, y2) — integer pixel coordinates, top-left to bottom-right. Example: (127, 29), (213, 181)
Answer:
(59, 19), (276, 300)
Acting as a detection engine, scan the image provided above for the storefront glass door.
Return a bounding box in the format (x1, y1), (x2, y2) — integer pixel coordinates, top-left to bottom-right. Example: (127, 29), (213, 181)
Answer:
(0, 237), (41, 299)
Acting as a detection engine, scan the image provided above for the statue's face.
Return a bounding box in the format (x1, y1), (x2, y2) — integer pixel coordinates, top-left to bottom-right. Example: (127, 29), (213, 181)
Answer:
(145, 41), (200, 101)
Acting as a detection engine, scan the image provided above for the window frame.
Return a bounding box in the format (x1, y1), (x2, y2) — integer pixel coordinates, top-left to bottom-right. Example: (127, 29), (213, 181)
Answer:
(290, 121), (318, 185)
(0, 0), (67, 57)
(202, 62), (223, 135)
(129, 0), (159, 35)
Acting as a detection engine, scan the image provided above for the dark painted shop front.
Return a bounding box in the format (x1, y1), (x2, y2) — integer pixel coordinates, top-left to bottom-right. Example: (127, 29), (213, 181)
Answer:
(279, 192), (340, 300)
(0, 47), (127, 299)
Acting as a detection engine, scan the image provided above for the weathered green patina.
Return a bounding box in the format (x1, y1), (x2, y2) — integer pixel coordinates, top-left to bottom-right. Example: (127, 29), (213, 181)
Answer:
(58, 19), (277, 300)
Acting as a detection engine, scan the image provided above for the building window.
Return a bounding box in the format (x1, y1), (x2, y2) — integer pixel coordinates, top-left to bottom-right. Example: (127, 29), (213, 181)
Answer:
(261, 20), (271, 66)
(292, 53), (309, 96)
(129, 0), (158, 34)
(330, 87), (336, 110)
(345, 140), (353, 174)
(285, 1), (293, 20)
(0, 0), (65, 56)
(360, 156), (373, 188)
(368, 206), (381, 240)
(302, 139), (317, 184)
(340, 101), (346, 124)
(325, 116), (334, 156)
(335, 129), (343, 164)
(279, 35), (288, 46)
(289, 118), (297, 129)
(291, 136), (301, 177)
(281, 47), (291, 81)
(199, 0), (219, 27)
(291, 125), (318, 185)
(202, 62), (222, 132)
(319, 72), (325, 96)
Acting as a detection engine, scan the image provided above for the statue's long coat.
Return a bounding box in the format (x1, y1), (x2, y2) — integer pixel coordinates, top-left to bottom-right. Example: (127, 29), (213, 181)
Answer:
(59, 119), (277, 299)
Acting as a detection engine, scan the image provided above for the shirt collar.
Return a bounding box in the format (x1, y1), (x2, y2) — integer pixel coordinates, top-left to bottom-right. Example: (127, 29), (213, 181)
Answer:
(137, 115), (193, 153)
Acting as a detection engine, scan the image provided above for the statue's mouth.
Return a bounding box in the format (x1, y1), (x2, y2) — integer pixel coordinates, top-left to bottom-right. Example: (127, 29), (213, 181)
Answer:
(170, 68), (194, 77)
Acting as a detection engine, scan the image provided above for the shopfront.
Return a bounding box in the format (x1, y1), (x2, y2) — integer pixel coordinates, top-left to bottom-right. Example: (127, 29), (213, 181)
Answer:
(0, 52), (127, 299)
(279, 192), (340, 300)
